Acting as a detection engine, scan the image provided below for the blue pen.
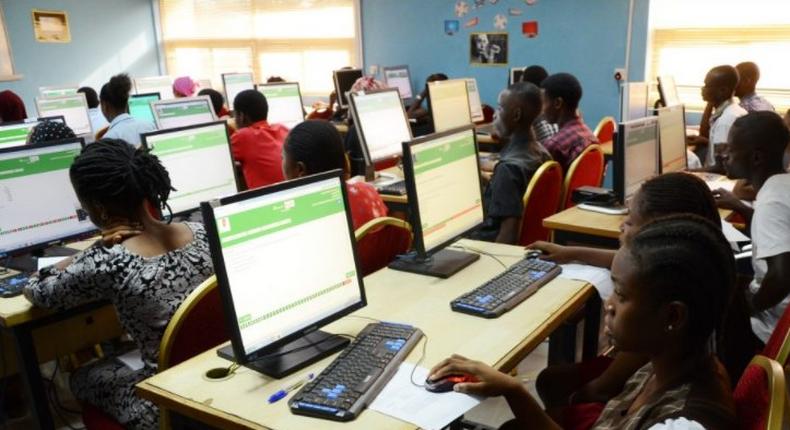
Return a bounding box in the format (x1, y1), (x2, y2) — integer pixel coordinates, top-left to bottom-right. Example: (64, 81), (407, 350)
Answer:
(268, 373), (315, 404)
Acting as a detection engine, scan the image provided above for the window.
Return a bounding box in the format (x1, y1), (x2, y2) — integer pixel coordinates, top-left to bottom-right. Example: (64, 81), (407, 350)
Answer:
(647, 0), (790, 112)
(159, 0), (360, 97)
(0, 5), (19, 81)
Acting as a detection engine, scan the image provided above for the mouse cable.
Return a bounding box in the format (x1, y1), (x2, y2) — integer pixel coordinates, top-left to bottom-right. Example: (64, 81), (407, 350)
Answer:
(449, 245), (508, 269)
(408, 333), (429, 388)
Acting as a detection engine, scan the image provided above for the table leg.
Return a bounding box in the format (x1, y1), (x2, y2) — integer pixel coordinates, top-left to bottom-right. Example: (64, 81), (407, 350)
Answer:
(11, 325), (55, 430)
(583, 294), (602, 360)
(547, 323), (577, 366)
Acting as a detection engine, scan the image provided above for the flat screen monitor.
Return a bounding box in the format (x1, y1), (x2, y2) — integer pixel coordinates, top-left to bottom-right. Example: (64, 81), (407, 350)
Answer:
(658, 75), (681, 107)
(141, 121), (238, 216)
(256, 82), (304, 130)
(38, 85), (79, 98)
(614, 117), (659, 204)
(382, 65), (413, 100)
(128, 92), (161, 126)
(333, 68), (363, 109)
(349, 88), (412, 167)
(621, 82), (648, 122)
(658, 104), (688, 174)
(201, 170), (365, 377)
(35, 94), (93, 136)
(0, 139), (95, 256)
(464, 77), (484, 123)
(134, 76), (174, 99)
(150, 96), (217, 130)
(428, 79), (472, 133)
(222, 72), (255, 109)
(510, 67), (525, 85)
(0, 116), (66, 149)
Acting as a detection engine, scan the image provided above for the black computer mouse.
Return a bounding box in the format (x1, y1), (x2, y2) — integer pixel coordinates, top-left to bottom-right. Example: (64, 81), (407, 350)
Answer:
(424, 374), (478, 393)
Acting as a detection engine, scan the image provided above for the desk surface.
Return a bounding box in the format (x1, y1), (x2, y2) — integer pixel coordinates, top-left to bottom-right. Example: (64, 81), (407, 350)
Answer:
(137, 239), (594, 430)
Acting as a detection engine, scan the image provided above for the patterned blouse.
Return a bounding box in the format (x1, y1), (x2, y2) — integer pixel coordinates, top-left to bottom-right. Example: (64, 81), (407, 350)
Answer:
(25, 222), (214, 371)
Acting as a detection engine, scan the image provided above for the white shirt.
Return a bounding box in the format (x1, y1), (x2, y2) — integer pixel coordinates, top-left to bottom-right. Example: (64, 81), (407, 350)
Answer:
(686, 149), (702, 169)
(648, 418), (706, 430)
(707, 99), (747, 166)
(103, 113), (155, 147)
(87, 107), (108, 134)
(749, 173), (790, 342)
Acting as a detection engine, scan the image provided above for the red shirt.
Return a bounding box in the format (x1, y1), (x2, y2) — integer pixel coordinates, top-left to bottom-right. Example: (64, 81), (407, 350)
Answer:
(542, 117), (598, 172)
(346, 181), (388, 230)
(230, 120), (289, 189)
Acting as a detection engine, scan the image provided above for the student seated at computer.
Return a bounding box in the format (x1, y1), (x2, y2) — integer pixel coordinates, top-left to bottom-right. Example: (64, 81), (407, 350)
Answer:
(0, 90), (27, 123)
(23, 139), (214, 430)
(173, 76), (197, 98)
(100, 74), (155, 146)
(28, 120), (76, 144)
(520, 65), (558, 145)
(430, 215), (737, 430)
(342, 76), (389, 175)
(198, 88), (234, 135)
(283, 120), (387, 229)
(540, 73), (598, 172)
(735, 62), (774, 113)
(231, 89), (289, 189)
(407, 73), (448, 134)
(469, 82), (550, 244)
(77, 86), (109, 134)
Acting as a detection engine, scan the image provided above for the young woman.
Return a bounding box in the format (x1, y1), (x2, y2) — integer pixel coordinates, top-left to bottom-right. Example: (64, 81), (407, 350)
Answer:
(430, 215), (737, 429)
(24, 139), (214, 429)
(100, 74), (154, 146)
(0, 90), (27, 123)
(28, 120), (75, 143)
(283, 120), (387, 230)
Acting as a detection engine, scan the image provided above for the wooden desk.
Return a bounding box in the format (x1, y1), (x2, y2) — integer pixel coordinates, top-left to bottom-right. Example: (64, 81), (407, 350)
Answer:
(137, 240), (595, 430)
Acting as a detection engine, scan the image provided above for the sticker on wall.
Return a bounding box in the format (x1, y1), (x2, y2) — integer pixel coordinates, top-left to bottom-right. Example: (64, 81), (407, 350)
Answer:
(445, 20), (460, 35)
(522, 21), (539, 38)
(464, 17), (480, 28)
(489, 0), (500, 4)
(470, 32), (508, 66)
(525, 0), (538, 5)
(508, 8), (523, 16)
(455, 1), (470, 17)
(474, 0), (486, 9)
(494, 14), (508, 30)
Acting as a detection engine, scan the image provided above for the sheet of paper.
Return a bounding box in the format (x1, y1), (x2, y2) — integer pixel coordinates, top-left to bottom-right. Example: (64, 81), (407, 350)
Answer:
(116, 349), (145, 371)
(705, 178), (737, 192)
(37, 256), (68, 271)
(559, 263), (614, 300)
(369, 364), (481, 430)
(721, 219), (750, 243)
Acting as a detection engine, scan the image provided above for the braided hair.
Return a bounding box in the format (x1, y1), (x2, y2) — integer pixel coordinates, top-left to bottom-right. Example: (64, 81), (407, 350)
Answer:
(284, 120), (346, 175)
(635, 172), (720, 227)
(69, 139), (175, 221)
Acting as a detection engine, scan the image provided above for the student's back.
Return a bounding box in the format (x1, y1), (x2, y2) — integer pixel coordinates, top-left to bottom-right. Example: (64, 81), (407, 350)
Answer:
(100, 74), (154, 146)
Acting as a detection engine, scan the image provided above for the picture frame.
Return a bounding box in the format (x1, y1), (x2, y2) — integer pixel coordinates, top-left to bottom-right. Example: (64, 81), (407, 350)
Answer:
(470, 32), (508, 66)
(32, 9), (71, 43)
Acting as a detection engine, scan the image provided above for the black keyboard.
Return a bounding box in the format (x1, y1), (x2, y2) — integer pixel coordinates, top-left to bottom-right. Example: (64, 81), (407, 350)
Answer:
(451, 257), (561, 318)
(377, 181), (406, 196)
(0, 273), (29, 298)
(289, 322), (423, 421)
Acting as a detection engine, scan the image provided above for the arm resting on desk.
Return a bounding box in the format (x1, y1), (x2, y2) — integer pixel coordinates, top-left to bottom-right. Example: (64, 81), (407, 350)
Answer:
(24, 247), (112, 309)
(529, 241), (616, 268)
(749, 253), (790, 313)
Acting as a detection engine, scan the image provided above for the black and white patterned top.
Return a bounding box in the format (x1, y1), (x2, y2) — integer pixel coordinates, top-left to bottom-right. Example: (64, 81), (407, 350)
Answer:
(25, 222), (214, 371)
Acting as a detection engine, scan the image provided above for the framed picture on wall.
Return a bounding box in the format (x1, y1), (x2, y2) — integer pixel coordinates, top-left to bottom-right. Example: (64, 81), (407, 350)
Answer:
(470, 32), (508, 66)
(31, 9), (71, 43)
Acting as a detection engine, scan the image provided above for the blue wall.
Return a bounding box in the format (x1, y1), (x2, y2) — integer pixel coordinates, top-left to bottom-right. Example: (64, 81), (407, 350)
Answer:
(1, 0), (161, 115)
(361, 0), (650, 128)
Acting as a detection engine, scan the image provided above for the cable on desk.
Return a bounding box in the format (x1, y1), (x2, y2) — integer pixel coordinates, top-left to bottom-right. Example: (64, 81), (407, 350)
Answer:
(449, 245), (508, 269)
(408, 333), (429, 388)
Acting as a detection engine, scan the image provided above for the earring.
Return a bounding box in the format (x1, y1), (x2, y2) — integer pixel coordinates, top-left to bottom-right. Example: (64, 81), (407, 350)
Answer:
(667, 325), (673, 331)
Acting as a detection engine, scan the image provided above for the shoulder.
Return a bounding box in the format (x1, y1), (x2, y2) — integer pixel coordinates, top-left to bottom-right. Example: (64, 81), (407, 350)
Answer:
(725, 103), (748, 119)
(347, 181), (381, 199)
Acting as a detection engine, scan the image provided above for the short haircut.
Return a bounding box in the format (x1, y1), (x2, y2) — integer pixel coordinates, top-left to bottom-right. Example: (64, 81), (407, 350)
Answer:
(233, 89), (268, 122)
(522, 65), (548, 86)
(635, 172), (720, 228)
(99, 74), (133, 111)
(197, 89), (225, 116)
(541, 73), (583, 110)
(736, 62), (760, 82)
(506, 81), (542, 116)
(710, 65), (739, 93)
(77, 87), (100, 109)
(731, 111), (790, 157)
(284, 120), (345, 175)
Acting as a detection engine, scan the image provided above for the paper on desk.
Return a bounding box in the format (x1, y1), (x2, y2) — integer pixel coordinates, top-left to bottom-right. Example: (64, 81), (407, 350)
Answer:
(37, 256), (68, 271)
(116, 349), (145, 371)
(369, 364), (481, 430)
(722, 219), (749, 243)
(705, 178), (737, 193)
(560, 264), (614, 300)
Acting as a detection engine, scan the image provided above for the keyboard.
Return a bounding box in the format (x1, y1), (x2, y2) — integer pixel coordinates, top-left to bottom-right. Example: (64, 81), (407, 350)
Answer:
(0, 273), (29, 298)
(451, 257), (562, 318)
(377, 180), (407, 196)
(289, 322), (423, 421)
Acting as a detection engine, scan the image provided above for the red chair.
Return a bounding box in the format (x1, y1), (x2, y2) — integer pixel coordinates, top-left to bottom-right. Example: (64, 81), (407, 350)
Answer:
(733, 355), (786, 430)
(355, 217), (412, 277)
(517, 161), (563, 246)
(560, 144), (605, 209)
(81, 404), (125, 430)
(593, 116), (615, 158)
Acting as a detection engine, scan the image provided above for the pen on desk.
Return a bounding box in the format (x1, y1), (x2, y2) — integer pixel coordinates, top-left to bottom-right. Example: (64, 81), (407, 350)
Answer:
(268, 373), (315, 404)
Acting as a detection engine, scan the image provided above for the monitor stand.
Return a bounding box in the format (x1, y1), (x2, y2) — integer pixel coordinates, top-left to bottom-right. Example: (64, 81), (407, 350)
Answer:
(3, 246), (79, 273)
(216, 330), (349, 379)
(388, 249), (480, 278)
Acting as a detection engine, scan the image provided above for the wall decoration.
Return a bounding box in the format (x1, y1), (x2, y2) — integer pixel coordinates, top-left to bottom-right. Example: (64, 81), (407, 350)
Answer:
(522, 21), (539, 38)
(464, 17), (480, 28)
(494, 13), (508, 30)
(525, 0), (538, 5)
(445, 20), (460, 35)
(470, 32), (508, 66)
(508, 8), (523, 16)
(489, 0), (500, 4)
(474, 0), (485, 9)
(455, 1), (470, 17)
(31, 9), (70, 43)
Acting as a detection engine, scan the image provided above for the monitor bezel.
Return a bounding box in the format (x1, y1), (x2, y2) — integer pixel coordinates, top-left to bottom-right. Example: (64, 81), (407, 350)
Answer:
(254, 82), (306, 123)
(0, 115), (67, 137)
(127, 92), (161, 122)
(150, 95), (218, 130)
(200, 169), (367, 365)
(657, 75), (680, 107)
(427, 79), (473, 134)
(34, 93), (93, 136)
(510, 67), (525, 86)
(382, 65), (414, 101)
(133, 75), (173, 98)
(613, 117), (660, 205)
(348, 88), (412, 166)
(463, 77), (485, 123)
(333, 68), (363, 109)
(221, 72), (255, 109)
(657, 104), (688, 174)
(38, 85), (79, 97)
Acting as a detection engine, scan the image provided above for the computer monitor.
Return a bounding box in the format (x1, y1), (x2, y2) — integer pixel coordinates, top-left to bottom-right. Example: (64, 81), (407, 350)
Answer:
(510, 67), (525, 85)
(614, 117), (659, 204)
(658, 104), (688, 174)
(0, 139), (95, 260)
(389, 126), (483, 278)
(128, 92), (160, 126)
(202, 170), (365, 378)
(141, 121), (238, 216)
(38, 85), (79, 98)
(382, 65), (413, 100)
(464, 78), (485, 123)
(333, 68), (363, 109)
(35, 94), (93, 136)
(197, 78), (213, 90)
(0, 116), (66, 149)
(348, 88), (412, 174)
(256, 82), (304, 130)
(134, 76), (174, 99)
(150, 96), (217, 130)
(222, 72), (255, 109)
(620, 82), (649, 122)
(428, 79), (472, 133)
(657, 75), (681, 107)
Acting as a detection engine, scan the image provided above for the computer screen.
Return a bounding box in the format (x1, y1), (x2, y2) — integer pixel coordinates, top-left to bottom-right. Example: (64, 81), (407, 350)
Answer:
(349, 89), (412, 164)
(333, 68), (363, 109)
(510, 67), (525, 85)
(38, 85), (79, 98)
(428, 79), (472, 133)
(151, 96), (217, 130)
(464, 78), (484, 123)
(256, 82), (304, 130)
(405, 126), (483, 254)
(35, 94), (93, 136)
(382, 65), (413, 100)
(658, 104), (687, 174)
(0, 139), (95, 255)
(134, 76), (174, 99)
(0, 116), (65, 149)
(658, 75), (681, 107)
(621, 82), (648, 122)
(142, 121), (237, 216)
(222, 73), (255, 109)
(614, 117), (659, 203)
(128, 93), (161, 126)
(202, 171), (365, 363)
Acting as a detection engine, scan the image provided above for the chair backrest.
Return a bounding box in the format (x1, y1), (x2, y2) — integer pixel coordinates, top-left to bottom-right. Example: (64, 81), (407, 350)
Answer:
(733, 355), (786, 430)
(518, 161), (563, 246)
(560, 144), (605, 209)
(762, 303), (790, 367)
(354, 217), (412, 277)
(593, 116), (616, 144)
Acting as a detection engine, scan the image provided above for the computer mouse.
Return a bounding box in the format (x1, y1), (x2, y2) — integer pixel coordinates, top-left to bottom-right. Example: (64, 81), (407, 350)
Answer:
(424, 374), (478, 393)
(525, 249), (544, 260)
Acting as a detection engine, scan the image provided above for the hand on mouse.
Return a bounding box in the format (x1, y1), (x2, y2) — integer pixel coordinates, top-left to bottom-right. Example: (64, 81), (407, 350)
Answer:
(428, 354), (520, 397)
(527, 241), (573, 264)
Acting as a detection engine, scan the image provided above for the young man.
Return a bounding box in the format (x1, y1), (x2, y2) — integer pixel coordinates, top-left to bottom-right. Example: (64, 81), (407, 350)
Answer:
(231, 89), (289, 189)
(540, 73), (597, 171)
(521, 65), (557, 145)
(735, 62), (775, 113)
(472, 82), (551, 244)
(715, 111), (790, 344)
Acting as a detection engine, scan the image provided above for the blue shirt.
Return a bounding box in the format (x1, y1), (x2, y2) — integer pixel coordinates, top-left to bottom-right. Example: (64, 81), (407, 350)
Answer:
(739, 93), (775, 113)
(104, 113), (155, 147)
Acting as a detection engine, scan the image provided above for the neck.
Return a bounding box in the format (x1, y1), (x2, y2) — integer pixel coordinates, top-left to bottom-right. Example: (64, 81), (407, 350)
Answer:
(509, 126), (535, 144)
(556, 111), (577, 128)
(650, 345), (707, 390)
